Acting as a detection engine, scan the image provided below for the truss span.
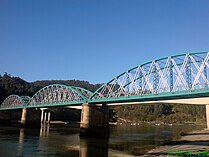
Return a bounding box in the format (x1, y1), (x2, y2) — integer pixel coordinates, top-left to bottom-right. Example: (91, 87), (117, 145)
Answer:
(21, 96), (32, 104)
(71, 86), (93, 99)
(27, 84), (92, 108)
(0, 95), (26, 109)
(90, 51), (209, 101)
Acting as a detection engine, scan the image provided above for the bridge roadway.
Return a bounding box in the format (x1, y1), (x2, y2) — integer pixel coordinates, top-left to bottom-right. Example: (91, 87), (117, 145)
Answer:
(1, 51), (209, 137)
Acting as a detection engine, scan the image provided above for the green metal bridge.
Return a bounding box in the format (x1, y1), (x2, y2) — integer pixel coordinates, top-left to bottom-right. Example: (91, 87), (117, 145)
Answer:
(1, 51), (209, 110)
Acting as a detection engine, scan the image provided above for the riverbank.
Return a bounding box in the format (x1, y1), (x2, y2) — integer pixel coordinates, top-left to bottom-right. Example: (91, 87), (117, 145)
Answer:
(142, 128), (209, 157)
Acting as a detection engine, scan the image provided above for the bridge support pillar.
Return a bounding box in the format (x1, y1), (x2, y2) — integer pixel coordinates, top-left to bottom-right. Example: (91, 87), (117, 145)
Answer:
(47, 112), (51, 124)
(20, 108), (41, 127)
(206, 105), (209, 129)
(20, 108), (27, 126)
(44, 112), (47, 123)
(41, 108), (50, 125)
(41, 109), (44, 124)
(79, 103), (109, 138)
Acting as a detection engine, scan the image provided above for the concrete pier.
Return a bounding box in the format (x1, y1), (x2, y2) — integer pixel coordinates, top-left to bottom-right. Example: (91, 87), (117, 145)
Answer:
(40, 108), (50, 125)
(47, 112), (51, 124)
(79, 103), (109, 138)
(20, 108), (27, 126)
(41, 109), (44, 124)
(19, 108), (42, 127)
(44, 112), (47, 123)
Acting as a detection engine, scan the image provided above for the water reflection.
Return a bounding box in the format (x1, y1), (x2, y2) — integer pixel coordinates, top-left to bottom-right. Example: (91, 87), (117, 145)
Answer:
(17, 128), (25, 156)
(80, 138), (109, 157)
(39, 124), (49, 137)
(16, 125), (109, 157)
(0, 124), (205, 157)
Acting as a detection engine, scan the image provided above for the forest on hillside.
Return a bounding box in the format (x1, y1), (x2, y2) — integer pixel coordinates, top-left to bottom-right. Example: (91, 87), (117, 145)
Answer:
(0, 73), (101, 103)
(0, 73), (206, 123)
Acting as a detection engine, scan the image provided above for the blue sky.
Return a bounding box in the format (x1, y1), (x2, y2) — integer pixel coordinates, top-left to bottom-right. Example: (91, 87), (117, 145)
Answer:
(0, 0), (209, 84)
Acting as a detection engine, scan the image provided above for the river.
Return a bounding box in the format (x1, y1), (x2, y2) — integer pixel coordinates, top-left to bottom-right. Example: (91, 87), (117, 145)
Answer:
(0, 123), (205, 157)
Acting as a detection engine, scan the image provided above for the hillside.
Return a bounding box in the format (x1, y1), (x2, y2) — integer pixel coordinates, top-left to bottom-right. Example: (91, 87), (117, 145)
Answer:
(0, 73), (101, 103)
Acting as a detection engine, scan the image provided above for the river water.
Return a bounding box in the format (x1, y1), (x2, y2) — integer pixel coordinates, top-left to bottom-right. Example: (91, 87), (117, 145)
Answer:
(0, 123), (204, 157)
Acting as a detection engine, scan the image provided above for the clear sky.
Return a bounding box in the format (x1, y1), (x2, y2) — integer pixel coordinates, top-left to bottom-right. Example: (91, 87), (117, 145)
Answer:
(0, 0), (209, 84)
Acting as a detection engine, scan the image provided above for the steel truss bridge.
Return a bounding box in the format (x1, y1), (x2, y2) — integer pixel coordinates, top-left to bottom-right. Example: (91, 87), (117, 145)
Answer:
(2, 51), (209, 110)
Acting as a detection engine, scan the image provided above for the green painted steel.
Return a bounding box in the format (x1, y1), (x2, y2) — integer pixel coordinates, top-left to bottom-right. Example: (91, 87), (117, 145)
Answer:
(90, 51), (209, 101)
(26, 84), (91, 108)
(29, 84), (87, 101)
(71, 86), (93, 98)
(0, 95), (27, 110)
(25, 101), (86, 109)
(0, 84), (93, 110)
(21, 96), (32, 104)
(1, 51), (209, 110)
(89, 88), (209, 104)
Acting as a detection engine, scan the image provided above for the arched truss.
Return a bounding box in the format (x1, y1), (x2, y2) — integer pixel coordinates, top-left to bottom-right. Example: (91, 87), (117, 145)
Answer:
(0, 95), (26, 109)
(27, 84), (92, 107)
(91, 51), (209, 100)
(21, 96), (32, 104)
(71, 86), (93, 99)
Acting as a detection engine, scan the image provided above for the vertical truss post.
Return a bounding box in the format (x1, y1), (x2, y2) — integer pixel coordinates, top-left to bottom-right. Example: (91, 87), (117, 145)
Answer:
(204, 64), (208, 88)
(153, 62), (159, 93)
(126, 72), (130, 94)
(142, 73), (147, 94)
(186, 56), (192, 90)
(139, 70), (142, 94)
(169, 59), (173, 92)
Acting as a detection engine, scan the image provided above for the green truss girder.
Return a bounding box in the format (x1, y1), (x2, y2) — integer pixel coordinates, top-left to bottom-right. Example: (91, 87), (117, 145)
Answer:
(1, 51), (209, 110)
(90, 51), (209, 99)
(0, 84), (93, 110)
(89, 88), (209, 104)
(0, 95), (27, 110)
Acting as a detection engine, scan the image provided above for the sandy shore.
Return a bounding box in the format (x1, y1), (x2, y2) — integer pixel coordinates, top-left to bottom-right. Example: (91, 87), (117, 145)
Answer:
(141, 129), (209, 157)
